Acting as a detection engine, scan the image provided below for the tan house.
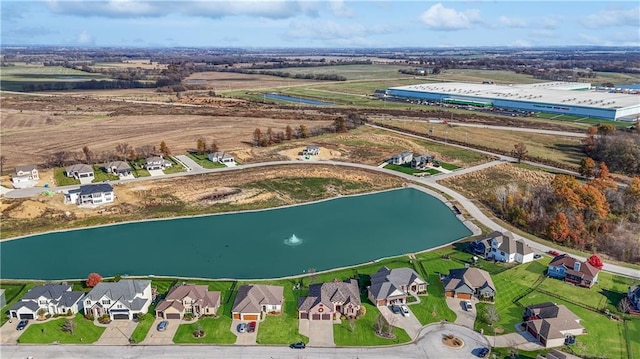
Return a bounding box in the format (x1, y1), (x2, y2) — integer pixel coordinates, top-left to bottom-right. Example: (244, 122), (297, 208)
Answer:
(155, 284), (221, 320)
(524, 302), (585, 347)
(443, 267), (496, 300)
(368, 266), (427, 306)
(12, 165), (39, 188)
(232, 285), (283, 321)
(298, 279), (361, 320)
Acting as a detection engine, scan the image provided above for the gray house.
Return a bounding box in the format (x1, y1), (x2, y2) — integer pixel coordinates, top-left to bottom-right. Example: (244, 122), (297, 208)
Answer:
(411, 155), (434, 169)
(628, 286), (640, 312)
(10, 284), (85, 320)
(83, 280), (152, 320)
(443, 267), (496, 300)
(390, 152), (413, 165)
(65, 163), (94, 180)
(105, 161), (132, 177)
(298, 279), (361, 320)
(302, 145), (320, 156)
(144, 156), (172, 170)
(208, 152), (235, 164)
(368, 266), (427, 306)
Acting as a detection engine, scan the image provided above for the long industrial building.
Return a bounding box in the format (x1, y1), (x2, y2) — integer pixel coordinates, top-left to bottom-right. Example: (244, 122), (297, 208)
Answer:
(386, 81), (640, 121)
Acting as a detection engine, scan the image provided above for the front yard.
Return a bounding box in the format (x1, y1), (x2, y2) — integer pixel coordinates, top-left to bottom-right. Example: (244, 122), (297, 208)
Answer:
(384, 163), (440, 176)
(18, 314), (105, 344)
(187, 153), (227, 169)
(162, 157), (187, 174)
(333, 303), (411, 346)
(53, 168), (79, 186)
(173, 316), (236, 344)
(91, 165), (119, 182)
(129, 308), (155, 343)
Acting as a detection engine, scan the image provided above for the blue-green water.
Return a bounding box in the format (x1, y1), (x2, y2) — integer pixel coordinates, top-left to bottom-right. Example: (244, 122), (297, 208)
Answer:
(264, 93), (334, 106)
(0, 188), (471, 280)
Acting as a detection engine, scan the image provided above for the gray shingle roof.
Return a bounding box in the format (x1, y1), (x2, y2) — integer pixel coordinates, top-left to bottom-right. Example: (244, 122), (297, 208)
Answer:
(232, 285), (283, 313)
(106, 161), (131, 172)
(22, 284), (71, 300)
(66, 163), (93, 174)
(86, 280), (151, 310)
(15, 165), (37, 173)
(446, 268), (495, 293)
(369, 266), (426, 300)
(75, 183), (114, 195)
(298, 279), (360, 312)
(58, 291), (84, 307)
(10, 301), (39, 311)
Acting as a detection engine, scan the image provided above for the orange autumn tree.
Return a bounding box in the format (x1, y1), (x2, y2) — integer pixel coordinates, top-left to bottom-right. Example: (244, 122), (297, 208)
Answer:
(547, 213), (570, 243)
(86, 273), (103, 287)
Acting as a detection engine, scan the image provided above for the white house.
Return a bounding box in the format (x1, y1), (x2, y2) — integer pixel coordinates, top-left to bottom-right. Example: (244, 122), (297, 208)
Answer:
(144, 156), (172, 170)
(11, 165), (39, 188)
(390, 152), (413, 165)
(302, 145), (320, 156)
(83, 280), (152, 320)
(9, 284), (85, 320)
(208, 152), (235, 164)
(65, 163), (94, 180)
(65, 184), (114, 206)
(473, 231), (534, 264)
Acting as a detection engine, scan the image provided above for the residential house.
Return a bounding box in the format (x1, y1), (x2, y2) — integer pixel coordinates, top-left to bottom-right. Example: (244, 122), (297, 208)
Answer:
(443, 267), (496, 300)
(390, 152), (413, 165)
(547, 254), (600, 288)
(0, 289), (5, 309)
(470, 231), (534, 264)
(368, 266), (427, 306)
(536, 349), (583, 359)
(144, 156), (172, 170)
(155, 284), (221, 319)
(105, 161), (132, 177)
(208, 152), (235, 164)
(302, 145), (320, 156)
(298, 279), (361, 320)
(83, 280), (152, 320)
(232, 284), (283, 321)
(65, 163), (94, 180)
(411, 155), (434, 169)
(524, 302), (585, 347)
(628, 286), (640, 312)
(65, 183), (114, 206)
(11, 165), (39, 188)
(9, 284), (84, 320)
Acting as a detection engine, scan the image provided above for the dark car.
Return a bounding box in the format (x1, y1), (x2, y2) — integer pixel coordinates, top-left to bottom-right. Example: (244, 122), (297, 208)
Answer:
(16, 320), (29, 330)
(477, 347), (490, 358)
(248, 321), (256, 333)
(157, 320), (168, 332)
(237, 323), (247, 333)
(390, 305), (401, 314)
(289, 342), (306, 349)
(534, 254), (542, 259)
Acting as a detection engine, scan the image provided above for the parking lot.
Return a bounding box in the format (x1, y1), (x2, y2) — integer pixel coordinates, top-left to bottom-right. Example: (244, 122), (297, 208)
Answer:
(231, 319), (257, 345)
(141, 318), (180, 345)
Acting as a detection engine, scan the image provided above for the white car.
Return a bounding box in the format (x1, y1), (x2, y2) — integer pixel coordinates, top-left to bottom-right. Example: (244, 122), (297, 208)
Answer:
(464, 300), (473, 311)
(400, 305), (410, 317)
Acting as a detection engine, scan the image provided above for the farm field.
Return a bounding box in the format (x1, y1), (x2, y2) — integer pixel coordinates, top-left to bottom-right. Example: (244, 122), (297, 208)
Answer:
(268, 64), (415, 80)
(0, 64), (111, 91)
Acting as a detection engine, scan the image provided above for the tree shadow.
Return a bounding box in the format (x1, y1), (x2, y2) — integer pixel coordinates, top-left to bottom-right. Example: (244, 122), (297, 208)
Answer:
(600, 288), (625, 309)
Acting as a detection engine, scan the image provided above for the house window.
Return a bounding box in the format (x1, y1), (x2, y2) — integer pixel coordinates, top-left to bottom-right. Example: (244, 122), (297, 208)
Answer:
(86, 300), (91, 305)
(39, 300), (47, 305)
(117, 305), (122, 309)
(102, 300), (111, 305)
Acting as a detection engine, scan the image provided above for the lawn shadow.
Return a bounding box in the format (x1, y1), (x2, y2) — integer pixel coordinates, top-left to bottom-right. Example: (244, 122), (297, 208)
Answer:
(525, 261), (548, 276)
(600, 288), (625, 309)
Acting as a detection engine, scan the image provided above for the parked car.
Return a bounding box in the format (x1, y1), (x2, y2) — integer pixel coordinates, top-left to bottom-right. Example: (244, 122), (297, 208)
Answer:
(237, 323), (247, 333)
(464, 300), (473, 311)
(248, 321), (256, 333)
(157, 320), (168, 332)
(477, 347), (490, 357)
(16, 320), (29, 331)
(289, 342), (306, 349)
(534, 254), (542, 259)
(390, 305), (401, 314)
(400, 305), (410, 317)
(548, 250), (560, 256)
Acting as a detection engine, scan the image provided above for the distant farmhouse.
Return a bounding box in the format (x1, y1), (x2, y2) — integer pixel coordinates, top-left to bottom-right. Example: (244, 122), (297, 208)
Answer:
(11, 165), (39, 188)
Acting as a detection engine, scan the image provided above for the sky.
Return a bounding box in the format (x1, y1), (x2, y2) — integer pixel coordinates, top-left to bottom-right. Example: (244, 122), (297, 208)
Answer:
(1, 1), (639, 48)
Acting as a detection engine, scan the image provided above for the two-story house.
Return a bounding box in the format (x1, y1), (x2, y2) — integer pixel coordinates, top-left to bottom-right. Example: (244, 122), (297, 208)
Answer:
(298, 279), (361, 320)
(411, 155), (434, 169)
(144, 156), (172, 170)
(65, 184), (114, 206)
(155, 284), (221, 319)
(302, 145), (320, 156)
(11, 165), (39, 188)
(443, 267), (496, 301)
(547, 254), (600, 288)
(207, 152), (235, 164)
(368, 266), (427, 306)
(390, 152), (413, 165)
(83, 280), (152, 320)
(10, 284), (85, 320)
(627, 286), (640, 312)
(471, 231), (534, 264)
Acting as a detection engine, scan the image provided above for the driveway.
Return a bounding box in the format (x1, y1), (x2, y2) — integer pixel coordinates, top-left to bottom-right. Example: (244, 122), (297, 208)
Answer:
(446, 297), (477, 329)
(79, 177), (93, 184)
(378, 305), (422, 339)
(147, 169), (165, 177)
(141, 318), (180, 345)
(95, 320), (137, 345)
(231, 319), (257, 345)
(174, 155), (205, 173)
(0, 320), (28, 344)
(306, 319), (335, 347)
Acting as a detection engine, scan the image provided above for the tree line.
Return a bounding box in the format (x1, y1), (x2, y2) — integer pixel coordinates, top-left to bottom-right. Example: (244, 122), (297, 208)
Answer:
(44, 141), (172, 168)
(252, 114), (365, 147)
(581, 125), (640, 176)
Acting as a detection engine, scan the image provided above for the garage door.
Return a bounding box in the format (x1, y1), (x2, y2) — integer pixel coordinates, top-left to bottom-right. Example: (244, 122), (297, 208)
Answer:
(113, 314), (129, 320)
(19, 313), (35, 320)
(233, 313), (240, 319)
(456, 293), (472, 299)
(312, 314), (321, 320)
(445, 291), (454, 298)
(300, 313), (308, 319)
(321, 314), (331, 320)
(166, 313), (181, 320)
(243, 314), (259, 321)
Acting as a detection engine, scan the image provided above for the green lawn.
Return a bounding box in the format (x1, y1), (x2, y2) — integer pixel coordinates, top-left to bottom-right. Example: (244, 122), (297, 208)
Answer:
(626, 318), (640, 359)
(384, 163), (440, 176)
(439, 162), (461, 171)
(187, 153), (227, 169)
(1, 282), (38, 326)
(18, 314), (105, 344)
(333, 303), (411, 346)
(173, 316), (236, 344)
(409, 274), (456, 325)
(91, 166), (119, 183)
(257, 314), (308, 345)
(130, 309), (155, 343)
(129, 160), (151, 177)
(53, 168), (79, 186)
(162, 157), (186, 174)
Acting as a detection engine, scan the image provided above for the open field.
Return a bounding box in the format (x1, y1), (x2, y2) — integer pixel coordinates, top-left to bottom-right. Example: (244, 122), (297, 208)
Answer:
(184, 71), (318, 91)
(269, 64), (415, 81)
(430, 69), (546, 84)
(0, 64), (111, 91)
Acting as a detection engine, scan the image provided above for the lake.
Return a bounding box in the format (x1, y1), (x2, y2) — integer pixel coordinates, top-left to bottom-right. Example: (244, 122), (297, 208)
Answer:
(264, 93), (334, 106)
(0, 188), (472, 280)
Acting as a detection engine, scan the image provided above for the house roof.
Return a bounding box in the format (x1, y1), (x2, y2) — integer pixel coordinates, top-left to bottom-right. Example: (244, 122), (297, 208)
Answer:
(106, 161), (131, 171)
(86, 280), (150, 310)
(630, 286), (640, 297)
(56, 291), (85, 307)
(22, 284), (71, 300)
(146, 156), (168, 163)
(156, 299), (184, 313)
(15, 165), (37, 173)
(298, 279), (360, 312)
(305, 145), (320, 150)
(232, 285), (283, 313)
(71, 184), (114, 195)
(10, 301), (40, 311)
(445, 268), (495, 293)
(66, 163), (93, 173)
(549, 254), (599, 280)
(526, 303), (583, 340)
(369, 266), (426, 300)
(164, 284), (220, 308)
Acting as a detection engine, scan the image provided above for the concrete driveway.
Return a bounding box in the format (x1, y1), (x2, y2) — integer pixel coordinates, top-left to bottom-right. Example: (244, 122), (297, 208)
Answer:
(141, 318), (180, 345)
(0, 320), (28, 344)
(147, 169), (165, 177)
(95, 320), (137, 345)
(231, 319), (257, 345)
(305, 319), (334, 347)
(378, 306), (423, 339)
(446, 298), (477, 329)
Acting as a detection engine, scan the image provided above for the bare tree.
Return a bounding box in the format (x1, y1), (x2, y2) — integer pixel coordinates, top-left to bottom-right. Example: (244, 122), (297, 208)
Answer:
(285, 125), (293, 140)
(196, 138), (207, 155)
(210, 140), (219, 153)
(61, 318), (76, 335)
(0, 155), (6, 174)
(373, 313), (386, 335)
(511, 142), (528, 163)
(297, 124), (309, 139)
(136, 145), (153, 159)
(48, 151), (71, 167)
(618, 298), (631, 314)
(159, 141), (171, 156)
(115, 143), (132, 160)
(82, 146), (93, 163)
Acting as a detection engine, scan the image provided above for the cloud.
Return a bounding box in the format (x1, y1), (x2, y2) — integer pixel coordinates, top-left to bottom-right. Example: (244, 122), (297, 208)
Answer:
(286, 20), (389, 41)
(582, 7), (640, 28)
(510, 39), (531, 47)
(419, 3), (481, 31)
(499, 16), (526, 28)
(529, 29), (555, 38)
(540, 16), (562, 30)
(46, 0), (320, 19)
(328, 0), (353, 17)
(76, 30), (95, 45)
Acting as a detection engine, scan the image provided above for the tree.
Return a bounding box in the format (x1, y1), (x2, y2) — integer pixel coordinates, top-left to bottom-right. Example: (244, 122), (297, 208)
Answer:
(196, 138), (207, 155)
(86, 273), (103, 287)
(115, 143), (132, 160)
(547, 213), (570, 243)
(266, 127), (274, 145)
(62, 318), (76, 335)
(210, 140), (219, 153)
(579, 157), (596, 178)
(285, 125), (293, 140)
(298, 124), (309, 139)
(373, 313), (386, 335)
(48, 151), (71, 167)
(587, 254), (604, 270)
(253, 128), (263, 146)
(159, 141), (171, 156)
(511, 142), (528, 163)
(333, 117), (347, 133)
(0, 155), (5, 174)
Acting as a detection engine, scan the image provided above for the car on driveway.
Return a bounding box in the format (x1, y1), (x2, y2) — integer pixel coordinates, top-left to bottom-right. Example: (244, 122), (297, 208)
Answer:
(248, 321), (256, 333)
(157, 320), (168, 332)
(400, 305), (410, 317)
(548, 250), (560, 256)
(237, 323), (247, 333)
(390, 305), (401, 314)
(464, 300), (473, 311)
(16, 320), (28, 330)
(476, 347), (490, 357)
(534, 253), (542, 259)
(289, 342), (306, 349)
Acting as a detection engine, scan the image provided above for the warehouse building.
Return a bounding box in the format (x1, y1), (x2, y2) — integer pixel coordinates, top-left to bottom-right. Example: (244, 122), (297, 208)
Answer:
(386, 81), (640, 121)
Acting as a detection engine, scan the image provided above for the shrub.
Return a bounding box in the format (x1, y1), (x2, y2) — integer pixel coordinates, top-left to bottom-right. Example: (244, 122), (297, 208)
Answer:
(184, 313), (194, 321)
(67, 309), (73, 317)
(84, 313), (94, 321)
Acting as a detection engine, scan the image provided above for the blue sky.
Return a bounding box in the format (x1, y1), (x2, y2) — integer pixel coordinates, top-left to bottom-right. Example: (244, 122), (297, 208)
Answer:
(1, 1), (639, 47)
